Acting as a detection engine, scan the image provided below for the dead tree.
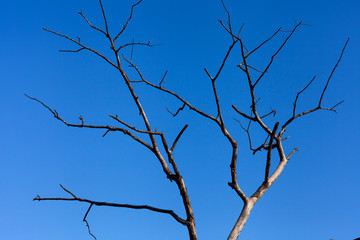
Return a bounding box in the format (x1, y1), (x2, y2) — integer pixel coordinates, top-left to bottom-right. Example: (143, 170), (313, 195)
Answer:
(27, 1), (348, 239)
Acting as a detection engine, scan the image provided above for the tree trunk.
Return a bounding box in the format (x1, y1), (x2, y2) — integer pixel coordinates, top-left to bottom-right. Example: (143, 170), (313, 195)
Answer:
(187, 220), (197, 240)
(227, 200), (255, 240)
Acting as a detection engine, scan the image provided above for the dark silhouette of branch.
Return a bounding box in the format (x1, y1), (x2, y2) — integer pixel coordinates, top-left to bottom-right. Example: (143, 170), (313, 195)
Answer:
(78, 9), (107, 36)
(280, 38), (348, 135)
(109, 114), (162, 135)
(59, 47), (86, 53)
(170, 124), (189, 152)
(261, 109), (276, 119)
(246, 28), (282, 57)
(293, 74), (319, 117)
(205, 40), (238, 130)
(265, 122), (279, 183)
(42, 28), (118, 69)
(318, 38), (349, 106)
(33, 185), (187, 226)
(98, 0), (110, 36)
(25, 94), (153, 149)
(113, 0), (143, 42)
(122, 56), (217, 123)
(253, 22), (302, 87)
(167, 103), (186, 117)
(159, 70), (168, 88)
(83, 204), (97, 240)
(232, 105), (255, 121)
(220, 0), (235, 41)
(28, 1), (349, 239)
(117, 40), (155, 52)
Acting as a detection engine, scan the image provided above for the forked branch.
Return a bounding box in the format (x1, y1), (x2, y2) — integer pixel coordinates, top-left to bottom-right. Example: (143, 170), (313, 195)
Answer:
(42, 28), (118, 69)
(280, 38), (349, 135)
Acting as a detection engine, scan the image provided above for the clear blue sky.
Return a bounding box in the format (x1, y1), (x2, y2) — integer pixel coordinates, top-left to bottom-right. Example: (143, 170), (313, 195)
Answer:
(1, 0), (359, 239)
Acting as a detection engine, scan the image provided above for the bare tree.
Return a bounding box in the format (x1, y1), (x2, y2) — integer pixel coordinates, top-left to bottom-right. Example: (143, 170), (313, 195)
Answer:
(27, 1), (349, 239)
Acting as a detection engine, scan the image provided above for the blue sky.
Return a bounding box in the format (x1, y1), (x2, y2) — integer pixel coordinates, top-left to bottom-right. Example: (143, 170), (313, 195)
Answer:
(1, 0), (359, 239)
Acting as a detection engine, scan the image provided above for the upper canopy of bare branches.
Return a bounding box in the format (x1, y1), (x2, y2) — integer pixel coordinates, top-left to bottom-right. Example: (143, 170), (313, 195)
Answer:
(28, 1), (348, 240)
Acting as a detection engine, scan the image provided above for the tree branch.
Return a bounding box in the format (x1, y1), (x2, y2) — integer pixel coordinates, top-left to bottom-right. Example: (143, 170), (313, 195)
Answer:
(123, 56), (218, 123)
(293, 74), (318, 117)
(232, 105), (256, 121)
(253, 22), (302, 87)
(109, 114), (162, 135)
(98, 0), (110, 36)
(167, 103), (186, 117)
(117, 40), (155, 52)
(42, 28), (118, 69)
(170, 124), (189, 152)
(265, 122), (279, 183)
(318, 38), (349, 107)
(113, 0), (143, 42)
(25, 94), (153, 149)
(246, 28), (281, 58)
(78, 9), (107, 36)
(83, 204), (97, 240)
(280, 39), (348, 135)
(33, 185), (187, 226)
(238, 38), (273, 135)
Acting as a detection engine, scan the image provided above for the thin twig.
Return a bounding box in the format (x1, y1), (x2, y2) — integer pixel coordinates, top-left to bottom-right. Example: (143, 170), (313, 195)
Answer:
(83, 204), (97, 240)
(170, 124), (189, 152)
(254, 22), (302, 87)
(166, 103), (186, 117)
(293, 74), (318, 117)
(99, 0), (110, 36)
(159, 70), (168, 88)
(59, 47), (86, 53)
(113, 0), (143, 42)
(84, 219), (97, 240)
(246, 28), (281, 58)
(319, 38), (349, 106)
(78, 10), (107, 36)
(117, 41), (154, 52)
